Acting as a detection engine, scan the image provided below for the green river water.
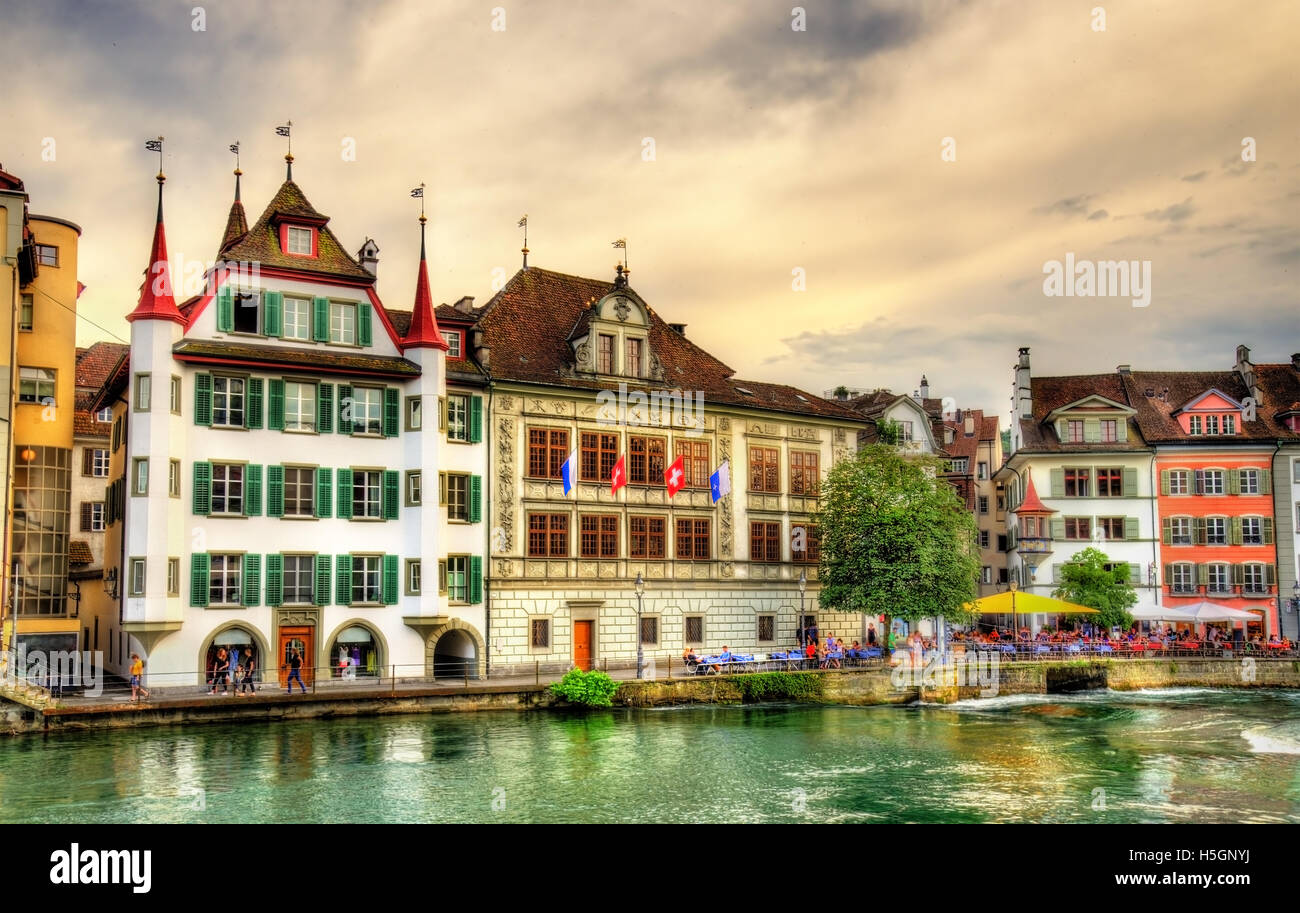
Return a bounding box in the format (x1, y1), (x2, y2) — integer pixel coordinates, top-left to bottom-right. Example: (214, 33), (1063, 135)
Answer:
(2, 688), (1298, 823)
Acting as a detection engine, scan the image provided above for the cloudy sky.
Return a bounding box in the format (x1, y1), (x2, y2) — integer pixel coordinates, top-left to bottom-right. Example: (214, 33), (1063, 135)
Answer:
(4, 0), (1297, 422)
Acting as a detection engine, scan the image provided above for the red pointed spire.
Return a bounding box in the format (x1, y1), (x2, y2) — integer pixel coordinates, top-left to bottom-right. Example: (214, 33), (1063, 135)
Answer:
(127, 173), (185, 324)
(402, 215), (448, 351)
(1015, 473), (1053, 514)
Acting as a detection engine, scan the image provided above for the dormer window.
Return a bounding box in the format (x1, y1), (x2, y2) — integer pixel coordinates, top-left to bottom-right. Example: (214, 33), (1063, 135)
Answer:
(1189, 415), (1202, 435)
(1206, 414), (1220, 435)
(1100, 419), (1118, 442)
(597, 334), (614, 373)
(445, 330), (462, 360)
(625, 338), (643, 377)
(1223, 414), (1236, 435)
(286, 226), (314, 255)
(1066, 420), (1084, 443)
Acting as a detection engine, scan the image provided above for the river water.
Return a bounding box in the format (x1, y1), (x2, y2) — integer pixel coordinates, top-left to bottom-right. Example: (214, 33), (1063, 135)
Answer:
(2, 688), (1298, 823)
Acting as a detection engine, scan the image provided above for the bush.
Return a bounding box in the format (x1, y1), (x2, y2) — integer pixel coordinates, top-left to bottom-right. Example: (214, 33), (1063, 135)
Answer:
(550, 668), (619, 707)
(728, 672), (825, 702)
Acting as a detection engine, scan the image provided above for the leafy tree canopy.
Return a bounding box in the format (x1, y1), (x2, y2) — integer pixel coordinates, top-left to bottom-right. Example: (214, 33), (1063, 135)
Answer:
(1051, 547), (1137, 630)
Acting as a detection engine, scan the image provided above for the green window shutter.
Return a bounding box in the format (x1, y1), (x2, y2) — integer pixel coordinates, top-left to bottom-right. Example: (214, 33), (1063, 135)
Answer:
(266, 554), (283, 607)
(267, 464), (285, 517)
(382, 554), (398, 604)
(1259, 470), (1271, 495)
(268, 379), (285, 431)
(1226, 470), (1240, 495)
(1163, 564), (1173, 586)
(468, 555), (483, 605)
(1124, 516), (1139, 540)
(1122, 467), (1138, 497)
(216, 285), (234, 332)
(1161, 518), (1172, 545)
(336, 469), (354, 519)
(190, 553), (210, 607)
(383, 388), (400, 437)
(264, 291), (283, 337)
(1116, 419), (1128, 442)
(1265, 563), (1276, 586)
(337, 555), (352, 606)
(359, 302), (373, 346)
(1197, 563), (1209, 585)
(317, 383), (334, 434)
(1232, 564), (1245, 586)
(469, 475), (482, 523)
(383, 470), (400, 520)
(194, 373), (213, 426)
(1229, 516), (1242, 545)
(1262, 517), (1274, 545)
(337, 384), (353, 435)
(1128, 563), (1141, 585)
(1049, 468), (1065, 498)
(242, 553), (261, 607)
(193, 461), (212, 515)
(312, 297), (330, 342)
(315, 467), (333, 518)
(244, 464), (263, 516)
(314, 554), (331, 605)
(1083, 419), (1101, 443)
(1050, 517), (1065, 540)
(1159, 469), (1170, 496)
(247, 377), (264, 429)
(1194, 517), (1207, 545)
(469, 396), (484, 443)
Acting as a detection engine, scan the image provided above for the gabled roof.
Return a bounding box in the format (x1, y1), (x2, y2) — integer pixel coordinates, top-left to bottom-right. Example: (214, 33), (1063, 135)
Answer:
(1169, 387), (1243, 414)
(1015, 373), (1148, 453)
(1043, 393), (1134, 422)
(1121, 371), (1273, 442)
(76, 341), (130, 389)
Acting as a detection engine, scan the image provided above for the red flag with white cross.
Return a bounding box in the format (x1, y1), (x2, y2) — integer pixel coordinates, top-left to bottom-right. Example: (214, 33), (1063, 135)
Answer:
(610, 454), (627, 496)
(664, 454), (686, 497)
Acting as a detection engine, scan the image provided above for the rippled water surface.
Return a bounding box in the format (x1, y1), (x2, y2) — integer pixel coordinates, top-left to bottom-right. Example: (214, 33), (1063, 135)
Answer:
(2, 688), (1298, 822)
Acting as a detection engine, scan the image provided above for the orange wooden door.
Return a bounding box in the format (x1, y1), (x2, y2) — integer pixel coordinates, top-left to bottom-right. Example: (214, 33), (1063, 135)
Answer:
(279, 626), (314, 688)
(573, 620), (593, 671)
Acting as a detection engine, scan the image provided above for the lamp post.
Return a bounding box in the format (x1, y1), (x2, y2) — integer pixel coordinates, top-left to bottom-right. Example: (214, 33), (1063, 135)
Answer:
(634, 573), (645, 679)
(798, 569), (807, 646)
(1148, 562), (1158, 605)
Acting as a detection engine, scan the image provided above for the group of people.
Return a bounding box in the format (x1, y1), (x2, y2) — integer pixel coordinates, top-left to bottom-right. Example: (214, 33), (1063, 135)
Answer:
(207, 646), (259, 695)
(950, 624), (1293, 653)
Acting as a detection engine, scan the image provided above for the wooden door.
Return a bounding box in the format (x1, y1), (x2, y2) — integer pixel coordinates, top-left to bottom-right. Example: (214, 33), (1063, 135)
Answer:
(279, 626), (314, 688)
(573, 620), (593, 671)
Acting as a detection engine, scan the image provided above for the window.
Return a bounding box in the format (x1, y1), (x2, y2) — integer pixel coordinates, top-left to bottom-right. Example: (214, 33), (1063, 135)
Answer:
(791, 524), (820, 563)
(447, 394), (469, 442)
(1064, 468), (1090, 497)
(749, 447), (779, 492)
(232, 289), (260, 334)
(790, 451), (820, 495)
(406, 397), (422, 431)
(211, 463), (244, 515)
(1206, 414), (1220, 435)
(35, 243), (58, 266)
(757, 615), (776, 643)
(750, 521), (781, 563)
(407, 560), (422, 596)
(1241, 517), (1263, 545)
(1168, 469), (1190, 495)
(675, 440), (710, 488)
(998, 534), (1009, 552)
(1189, 415), (1202, 435)
(1100, 420), (1118, 443)
(209, 554), (243, 605)
(998, 568), (1009, 584)
(629, 515), (666, 558)
(597, 334), (614, 373)
(947, 457), (969, 473)
(1207, 563), (1230, 594)
(1066, 420), (1084, 443)
(446, 473), (468, 521)
(1170, 563), (1196, 595)
(1169, 517), (1193, 545)
(979, 530), (990, 548)
(675, 518), (710, 560)
(445, 330), (462, 359)
(978, 496), (989, 514)
(96, 406), (112, 423)
(352, 470), (382, 519)
(18, 367), (55, 403)
(684, 615), (704, 645)
(407, 471), (422, 506)
(168, 459), (181, 497)
(330, 302), (357, 344)
(897, 420), (914, 442)
(1097, 517), (1125, 540)
(1239, 469), (1260, 495)
(88, 502), (106, 532)
(1242, 564), (1268, 595)
(639, 615), (659, 645)
(580, 515), (619, 559)
(530, 617), (550, 649)
(440, 555), (466, 602)
(349, 387), (383, 435)
(528, 428), (569, 479)
(129, 558), (146, 596)
(167, 558), (180, 596)
(1096, 468), (1123, 497)
(977, 461), (989, 480)
(283, 467), (315, 517)
(212, 376), (246, 428)
(1064, 517), (1091, 540)
(132, 458), (149, 496)
(19, 294), (33, 330)
(1199, 469), (1225, 495)
(351, 555), (382, 604)
(625, 338), (642, 377)
(981, 566), (992, 585)
(528, 513), (569, 558)
(1205, 517), (1227, 545)
(86, 448), (109, 478)
(283, 555), (315, 604)
(284, 382), (317, 432)
(287, 226), (313, 255)
(283, 297), (311, 340)
(629, 435), (666, 484)
(581, 432), (619, 481)
(170, 376), (182, 414)
(1222, 414), (1236, 435)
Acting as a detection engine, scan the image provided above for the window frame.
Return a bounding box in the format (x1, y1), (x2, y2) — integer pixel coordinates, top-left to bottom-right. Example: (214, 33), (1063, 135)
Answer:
(329, 301), (358, 345)
(1095, 467), (1123, 497)
(527, 512), (570, 558)
(1063, 467), (1090, 497)
(210, 462), (246, 516)
(348, 385), (384, 436)
(629, 514), (666, 559)
(168, 458), (181, 498)
(129, 558), (146, 597)
(283, 466), (316, 518)
(446, 555), (470, 604)
(789, 450), (820, 496)
(675, 517), (711, 561)
(282, 554), (316, 605)
(286, 225), (315, 256)
(283, 380), (318, 433)
(675, 439), (710, 489)
(350, 554), (383, 605)
(135, 372), (153, 411)
(447, 394), (470, 442)
(351, 469), (383, 520)
(580, 431), (620, 482)
(17, 366), (56, 404)
(282, 296), (312, 341)
(132, 458), (149, 496)
(527, 427), (570, 480)
(579, 514), (619, 559)
(628, 435), (666, 485)
(406, 559), (422, 596)
(211, 374), (247, 429)
(749, 520), (782, 563)
(208, 553), (244, 606)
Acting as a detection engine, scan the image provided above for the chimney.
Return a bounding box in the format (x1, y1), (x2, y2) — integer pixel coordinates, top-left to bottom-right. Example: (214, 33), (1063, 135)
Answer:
(1015, 347), (1033, 419)
(1235, 343), (1259, 402)
(919, 374), (930, 401)
(473, 329), (490, 369)
(454, 295), (475, 314)
(964, 414), (975, 437)
(1117, 364), (1131, 375)
(668, 322), (687, 337)
(357, 238), (379, 276)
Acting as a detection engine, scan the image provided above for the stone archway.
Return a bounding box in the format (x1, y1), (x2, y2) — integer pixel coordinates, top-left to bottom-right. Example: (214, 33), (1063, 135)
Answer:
(197, 622), (271, 689)
(426, 618), (486, 680)
(321, 618), (391, 680)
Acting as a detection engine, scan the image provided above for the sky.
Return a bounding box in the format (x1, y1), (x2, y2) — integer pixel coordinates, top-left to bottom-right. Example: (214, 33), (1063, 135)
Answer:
(3, 0), (1297, 426)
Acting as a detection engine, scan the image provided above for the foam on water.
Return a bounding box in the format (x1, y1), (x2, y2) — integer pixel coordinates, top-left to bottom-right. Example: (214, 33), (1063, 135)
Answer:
(1242, 724), (1300, 755)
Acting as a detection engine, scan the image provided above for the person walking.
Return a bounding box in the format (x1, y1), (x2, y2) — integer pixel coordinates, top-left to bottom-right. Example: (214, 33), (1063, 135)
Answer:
(239, 649), (256, 695)
(285, 646), (308, 694)
(129, 653), (150, 702)
(209, 647), (230, 695)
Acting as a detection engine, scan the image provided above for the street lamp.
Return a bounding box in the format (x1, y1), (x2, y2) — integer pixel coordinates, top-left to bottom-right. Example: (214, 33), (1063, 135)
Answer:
(1148, 561), (1159, 605)
(634, 573), (645, 680)
(798, 569), (807, 646)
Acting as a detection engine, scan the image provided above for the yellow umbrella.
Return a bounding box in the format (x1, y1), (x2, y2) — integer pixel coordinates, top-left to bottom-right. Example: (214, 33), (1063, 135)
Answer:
(962, 589), (1100, 615)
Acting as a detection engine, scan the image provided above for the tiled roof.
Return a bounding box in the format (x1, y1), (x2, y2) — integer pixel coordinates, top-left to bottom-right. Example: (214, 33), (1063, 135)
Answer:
(90, 352), (131, 414)
(69, 541), (93, 566)
(76, 341), (130, 389)
(74, 390), (110, 437)
(436, 303), (480, 323)
(475, 267), (865, 422)
(980, 414), (1000, 443)
(172, 339), (421, 378)
(220, 198), (248, 253)
(127, 185), (185, 324)
(1016, 373), (1148, 453)
(1121, 371), (1275, 442)
(1254, 363), (1300, 436)
(219, 180), (374, 282)
(388, 309), (411, 337)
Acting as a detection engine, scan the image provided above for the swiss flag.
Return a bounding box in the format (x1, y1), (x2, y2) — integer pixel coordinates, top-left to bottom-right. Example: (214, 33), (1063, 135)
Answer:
(664, 454), (686, 497)
(610, 454), (627, 495)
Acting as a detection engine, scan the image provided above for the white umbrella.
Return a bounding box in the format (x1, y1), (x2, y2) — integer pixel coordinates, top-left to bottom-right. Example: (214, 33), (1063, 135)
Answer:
(1129, 603), (1195, 622)
(1178, 601), (1261, 623)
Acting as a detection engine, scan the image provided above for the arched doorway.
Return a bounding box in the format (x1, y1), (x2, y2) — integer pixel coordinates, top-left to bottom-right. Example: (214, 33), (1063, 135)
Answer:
(433, 628), (479, 680)
(326, 624), (383, 679)
(200, 625), (269, 692)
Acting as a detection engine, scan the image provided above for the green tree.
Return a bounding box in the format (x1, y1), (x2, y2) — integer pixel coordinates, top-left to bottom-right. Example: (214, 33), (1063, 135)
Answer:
(876, 418), (903, 446)
(815, 444), (980, 636)
(1051, 547), (1137, 630)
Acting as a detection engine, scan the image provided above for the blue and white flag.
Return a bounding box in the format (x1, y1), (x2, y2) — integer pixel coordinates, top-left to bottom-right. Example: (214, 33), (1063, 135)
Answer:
(561, 450), (579, 496)
(710, 460), (731, 503)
